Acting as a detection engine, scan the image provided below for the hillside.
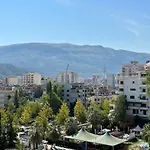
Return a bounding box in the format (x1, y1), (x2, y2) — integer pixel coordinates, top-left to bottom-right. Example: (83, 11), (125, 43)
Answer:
(0, 64), (28, 78)
(0, 43), (149, 77)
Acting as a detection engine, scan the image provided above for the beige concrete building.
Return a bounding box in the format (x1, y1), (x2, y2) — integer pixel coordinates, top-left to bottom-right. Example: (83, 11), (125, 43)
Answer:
(4, 76), (22, 85)
(0, 91), (15, 108)
(23, 72), (41, 85)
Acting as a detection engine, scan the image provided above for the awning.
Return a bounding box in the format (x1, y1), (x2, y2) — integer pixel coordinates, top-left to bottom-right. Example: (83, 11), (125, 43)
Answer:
(132, 125), (142, 132)
(92, 132), (126, 146)
(64, 128), (98, 143)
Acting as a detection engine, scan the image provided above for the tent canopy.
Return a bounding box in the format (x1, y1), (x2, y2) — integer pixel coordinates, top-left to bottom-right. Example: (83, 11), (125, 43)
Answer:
(93, 132), (126, 146)
(132, 125), (142, 132)
(64, 128), (98, 143)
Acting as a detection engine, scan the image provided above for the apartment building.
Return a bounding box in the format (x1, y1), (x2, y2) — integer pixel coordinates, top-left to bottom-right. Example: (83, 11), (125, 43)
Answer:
(0, 90), (15, 108)
(23, 72), (41, 85)
(106, 74), (116, 88)
(56, 71), (78, 84)
(62, 83), (91, 104)
(3, 76), (22, 86)
(116, 61), (150, 118)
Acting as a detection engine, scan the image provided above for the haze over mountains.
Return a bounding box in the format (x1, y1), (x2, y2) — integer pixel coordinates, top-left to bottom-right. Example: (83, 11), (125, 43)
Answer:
(0, 43), (150, 77)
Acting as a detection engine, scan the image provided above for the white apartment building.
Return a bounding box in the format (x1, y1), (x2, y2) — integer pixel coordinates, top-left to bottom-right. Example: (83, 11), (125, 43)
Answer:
(0, 91), (15, 108)
(116, 61), (150, 118)
(56, 71), (78, 84)
(23, 72), (41, 85)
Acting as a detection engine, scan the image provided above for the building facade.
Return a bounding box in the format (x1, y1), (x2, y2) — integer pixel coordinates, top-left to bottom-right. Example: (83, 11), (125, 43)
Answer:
(23, 72), (41, 85)
(56, 71), (78, 84)
(3, 76), (22, 86)
(116, 61), (150, 118)
(0, 91), (15, 108)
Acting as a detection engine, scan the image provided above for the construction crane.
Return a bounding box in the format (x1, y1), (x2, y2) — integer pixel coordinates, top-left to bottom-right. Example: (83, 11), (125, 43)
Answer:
(65, 64), (69, 83)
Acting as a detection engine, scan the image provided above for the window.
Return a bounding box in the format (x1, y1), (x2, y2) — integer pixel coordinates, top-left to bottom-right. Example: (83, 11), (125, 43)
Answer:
(130, 88), (136, 91)
(132, 81), (135, 84)
(142, 89), (146, 92)
(67, 94), (69, 97)
(120, 81), (124, 85)
(141, 104), (146, 107)
(119, 88), (124, 92)
(67, 90), (69, 92)
(78, 95), (80, 97)
(133, 109), (136, 114)
(143, 110), (147, 115)
(130, 96), (135, 99)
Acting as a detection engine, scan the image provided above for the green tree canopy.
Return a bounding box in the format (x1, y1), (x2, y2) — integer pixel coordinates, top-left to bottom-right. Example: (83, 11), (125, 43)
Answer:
(35, 103), (53, 134)
(74, 100), (86, 123)
(142, 123), (150, 145)
(20, 105), (32, 125)
(65, 117), (78, 135)
(145, 71), (150, 97)
(87, 103), (105, 131)
(56, 103), (70, 126)
(112, 94), (128, 124)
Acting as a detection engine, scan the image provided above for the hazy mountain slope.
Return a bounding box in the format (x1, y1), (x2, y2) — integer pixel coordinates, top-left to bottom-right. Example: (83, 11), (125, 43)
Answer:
(0, 64), (28, 78)
(0, 43), (149, 77)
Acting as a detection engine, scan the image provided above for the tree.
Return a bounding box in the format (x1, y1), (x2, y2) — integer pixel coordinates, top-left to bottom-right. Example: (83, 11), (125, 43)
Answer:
(46, 81), (52, 100)
(56, 103), (70, 125)
(29, 123), (42, 149)
(101, 99), (110, 115)
(20, 105), (32, 125)
(74, 100), (86, 123)
(0, 107), (17, 149)
(45, 122), (61, 142)
(87, 103), (105, 132)
(35, 103), (53, 137)
(34, 85), (43, 98)
(112, 94), (128, 127)
(65, 117), (78, 135)
(14, 90), (19, 109)
(145, 71), (150, 97)
(142, 123), (150, 145)
(51, 92), (62, 113)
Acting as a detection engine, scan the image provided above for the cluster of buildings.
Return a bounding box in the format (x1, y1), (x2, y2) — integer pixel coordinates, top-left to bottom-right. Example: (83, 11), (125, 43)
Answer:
(0, 60), (150, 120)
(2, 72), (42, 86)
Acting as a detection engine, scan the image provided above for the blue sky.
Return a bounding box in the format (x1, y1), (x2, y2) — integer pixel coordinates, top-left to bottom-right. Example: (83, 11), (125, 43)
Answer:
(0, 0), (150, 53)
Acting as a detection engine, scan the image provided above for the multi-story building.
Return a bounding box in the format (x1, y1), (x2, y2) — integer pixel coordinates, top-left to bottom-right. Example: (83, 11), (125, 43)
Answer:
(116, 61), (150, 118)
(62, 83), (91, 104)
(121, 61), (144, 76)
(0, 90), (15, 108)
(92, 75), (100, 85)
(56, 71), (78, 84)
(106, 74), (116, 88)
(3, 76), (22, 86)
(23, 72), (41, 85)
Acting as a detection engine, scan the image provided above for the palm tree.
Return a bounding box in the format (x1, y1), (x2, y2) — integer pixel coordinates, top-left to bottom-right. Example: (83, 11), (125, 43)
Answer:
(142, 123), (150, 144)
(29, 123), (42, 149)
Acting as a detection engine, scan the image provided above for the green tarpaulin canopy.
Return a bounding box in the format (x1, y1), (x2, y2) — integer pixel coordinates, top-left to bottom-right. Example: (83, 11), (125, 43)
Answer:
(93, 132), (126, 146)
(64, 128), (98, 143)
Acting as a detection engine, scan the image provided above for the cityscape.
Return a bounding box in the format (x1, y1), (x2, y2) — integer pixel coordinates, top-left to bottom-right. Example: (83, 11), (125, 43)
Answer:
(1, 60), (150, 150)
(1, 0), (150, 150)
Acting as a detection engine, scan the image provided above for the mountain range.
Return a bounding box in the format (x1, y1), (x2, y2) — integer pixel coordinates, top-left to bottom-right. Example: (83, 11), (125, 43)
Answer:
(0, 64), (28, 78)
(0, 43), (150, 77)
